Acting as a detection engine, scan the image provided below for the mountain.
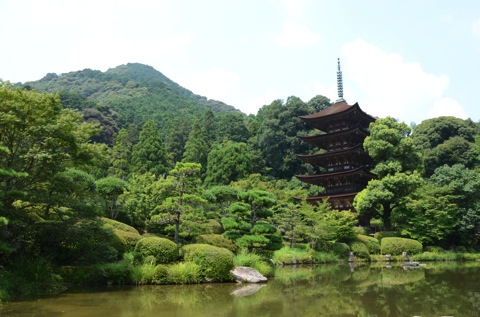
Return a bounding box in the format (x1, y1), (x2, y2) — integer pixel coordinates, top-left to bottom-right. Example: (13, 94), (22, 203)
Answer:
(24, 63), (241, 137)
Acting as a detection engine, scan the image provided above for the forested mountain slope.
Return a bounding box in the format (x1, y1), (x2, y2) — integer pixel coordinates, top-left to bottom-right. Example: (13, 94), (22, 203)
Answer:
(24, 63), (239, 135)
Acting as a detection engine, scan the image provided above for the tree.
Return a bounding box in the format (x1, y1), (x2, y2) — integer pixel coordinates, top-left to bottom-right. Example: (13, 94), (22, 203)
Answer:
(353, 172), (423, 230)
(0, 84), (103, 220)
(249, 96), (316, 179)
(182, 120), (209, 173)
(364, 116), (421, 177)
(151, 162), (206, 244)
(222, 189), (282, 252)
(108, 128), (132, 178)
(130, 120), (168, 176)
(204, 141), (254, 186)
(215, 113), (250, 143)
(411, 116), (480, 176)
(164, 118), (190, 165)
(95, 176), (128, 219)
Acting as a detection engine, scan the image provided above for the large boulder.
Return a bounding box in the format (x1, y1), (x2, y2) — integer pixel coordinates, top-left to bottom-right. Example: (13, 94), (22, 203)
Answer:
(231, 266), (267, 283)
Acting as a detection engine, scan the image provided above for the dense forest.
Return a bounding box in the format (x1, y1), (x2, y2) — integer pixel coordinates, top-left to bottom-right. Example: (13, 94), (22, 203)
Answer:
(1, 64), (480, 299)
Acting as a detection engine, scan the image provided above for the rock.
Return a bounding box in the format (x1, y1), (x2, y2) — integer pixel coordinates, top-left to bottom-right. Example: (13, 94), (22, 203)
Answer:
(230, 284), (267, 297)
(231, 266), (267, 283)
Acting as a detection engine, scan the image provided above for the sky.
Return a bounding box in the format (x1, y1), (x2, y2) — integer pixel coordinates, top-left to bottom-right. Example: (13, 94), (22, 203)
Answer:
(1, 0), (480, 125)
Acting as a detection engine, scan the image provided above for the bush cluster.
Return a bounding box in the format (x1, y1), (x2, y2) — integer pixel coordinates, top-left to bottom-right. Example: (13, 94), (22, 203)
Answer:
(182, 244), (234, 281)
(332, 242), (350, 257)
(356, 234), (380, 254)
(380, 237), (422, 255)
(350, 242), (370, 260)
(134, 237), (179, 264)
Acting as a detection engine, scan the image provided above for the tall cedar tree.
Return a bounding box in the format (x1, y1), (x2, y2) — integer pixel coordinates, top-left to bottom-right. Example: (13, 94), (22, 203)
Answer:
(130, 120), (168, 177)
(182, 120), (209, 173)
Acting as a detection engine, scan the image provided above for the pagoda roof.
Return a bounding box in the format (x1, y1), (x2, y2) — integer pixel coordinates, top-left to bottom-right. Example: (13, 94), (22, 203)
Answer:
(306, 192), (358, 202)
(297, 124), (368, 148)
(299, 101), (375, 130)
(297, 144), (372, 165)
(296, 166), (376, 186)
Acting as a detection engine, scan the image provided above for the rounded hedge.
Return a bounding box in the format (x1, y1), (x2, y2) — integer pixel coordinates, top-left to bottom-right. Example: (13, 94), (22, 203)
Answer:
(356, 234), (380, 254)
(350, 242), (370, 260)
(380, 237), (422, 255)
(134, 237), (179, 264)
(182, 244), (234, 281)
(332, 242), (350, 257)
(195, 234), (238, 253)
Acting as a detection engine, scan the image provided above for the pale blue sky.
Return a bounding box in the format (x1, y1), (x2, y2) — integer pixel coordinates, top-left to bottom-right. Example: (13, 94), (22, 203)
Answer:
(1, 0), (479, 125)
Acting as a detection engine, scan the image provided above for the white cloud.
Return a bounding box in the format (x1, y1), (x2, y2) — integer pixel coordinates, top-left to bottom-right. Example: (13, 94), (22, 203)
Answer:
(242, 88), (280, 115)
(183, 68), (240, 103)
(472, 18), (480, 37)
(341, 39), (466, 124)
(273, 20), (321, 48)
(428, 98), (468, 119)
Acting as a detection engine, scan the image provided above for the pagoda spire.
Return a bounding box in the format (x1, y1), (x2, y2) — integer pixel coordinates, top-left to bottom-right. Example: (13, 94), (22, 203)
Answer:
(336, 58), (345, 102)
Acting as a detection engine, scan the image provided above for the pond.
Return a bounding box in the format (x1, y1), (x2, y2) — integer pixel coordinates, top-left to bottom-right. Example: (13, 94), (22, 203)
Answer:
(2, 262), (480, 317)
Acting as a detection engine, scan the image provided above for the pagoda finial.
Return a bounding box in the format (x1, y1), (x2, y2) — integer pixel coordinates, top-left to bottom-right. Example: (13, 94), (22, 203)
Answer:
(336, 58), (345, 102)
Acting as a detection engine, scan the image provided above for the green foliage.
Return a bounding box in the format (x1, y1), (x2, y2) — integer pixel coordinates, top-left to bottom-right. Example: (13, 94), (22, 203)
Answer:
(96, 259), (134, 285)
(131, 120), (169, 176)
(182, 119), (209, 171)
(134, 237), (179, 264)
(412, 116), (480, 176)
(312, 252), (340, 263)
(195, 234), (238, 253)
(350, 242), (370, 260)
(355, 234), (380, 254)
(332, 242), (351, 257)
(96, 176), (127, 219)
(182, 244), (234, 281)
(166, 262), (202, 284)
(424, 246), (445, 253)
(380, 237), (422, 255)
(233, 251), (273, 276)
(373, 231), (400, 241)
(0, 85), (103, 222)
(250, 96), (317, 179)
(1, 256), (65, 300)
(204, 141), (254, 185)
(364, 116), (421, 176)
(272, 246), (315, 264)
(354, 172), (423, 230)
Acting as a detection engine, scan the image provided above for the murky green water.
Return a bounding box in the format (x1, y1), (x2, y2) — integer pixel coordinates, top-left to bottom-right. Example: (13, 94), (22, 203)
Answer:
(2, 262), (480, 317)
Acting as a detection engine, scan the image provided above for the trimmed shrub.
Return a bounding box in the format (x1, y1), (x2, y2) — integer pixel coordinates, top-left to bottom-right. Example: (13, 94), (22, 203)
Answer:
(152, 264), (169, 284)
(332, 242), (350, 257)
(195, 234), (238, 253)
(356, 234), (380, 254)
(374, 231), (400, 241)
(101, 217), (139, 234)
(350, 242), (370, 260)
(114, 229), (143, 252)
(134, 237), (179, 264)
(167, 262), (202, 284)
(381, 237), (422, 255)
(182, 244), (234, 281)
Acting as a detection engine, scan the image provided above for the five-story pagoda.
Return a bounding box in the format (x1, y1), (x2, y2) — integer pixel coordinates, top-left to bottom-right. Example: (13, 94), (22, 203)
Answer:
(297, 59), (376, 210)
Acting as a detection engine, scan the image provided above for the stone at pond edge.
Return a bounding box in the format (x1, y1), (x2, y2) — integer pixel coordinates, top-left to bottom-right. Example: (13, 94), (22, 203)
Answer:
(231, 266), (268, 283)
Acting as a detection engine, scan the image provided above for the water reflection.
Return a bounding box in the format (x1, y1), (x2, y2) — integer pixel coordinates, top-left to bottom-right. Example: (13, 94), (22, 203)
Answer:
(2, 262), (480, 317)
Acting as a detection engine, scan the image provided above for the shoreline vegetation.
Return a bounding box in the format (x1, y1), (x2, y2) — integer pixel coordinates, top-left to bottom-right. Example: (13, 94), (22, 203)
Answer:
(1, 235), (480, 303)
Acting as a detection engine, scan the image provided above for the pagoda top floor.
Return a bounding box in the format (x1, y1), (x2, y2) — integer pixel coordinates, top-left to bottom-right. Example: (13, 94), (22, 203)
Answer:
(299, 101), (375, 132)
